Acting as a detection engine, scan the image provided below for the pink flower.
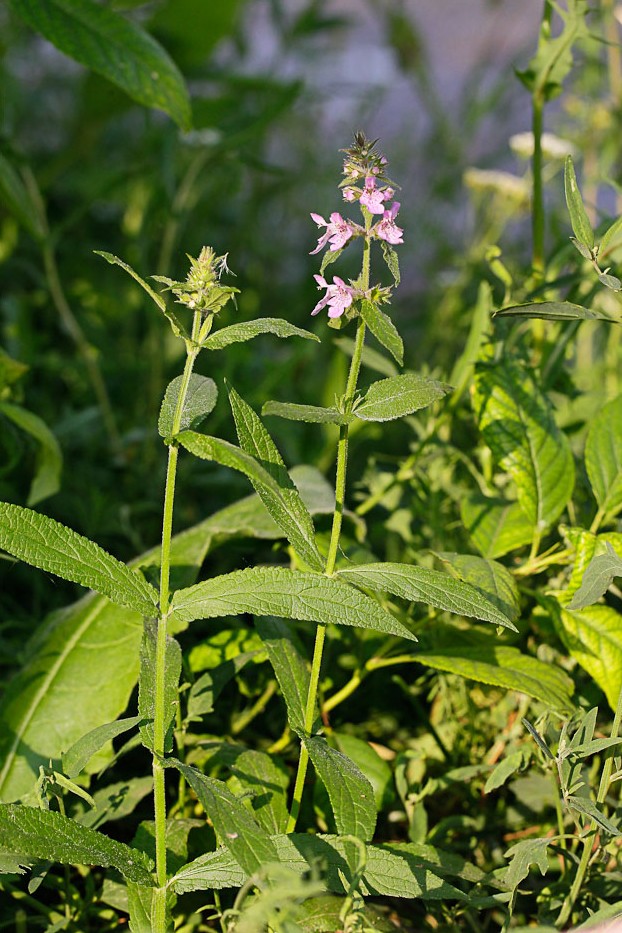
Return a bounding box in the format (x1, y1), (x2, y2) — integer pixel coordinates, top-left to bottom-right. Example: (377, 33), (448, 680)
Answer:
(342, 187), (357, 202)
(359, 175), (388, 214)
(310, 212), (355, 255)
(374, 201), (404, 245)
(311, 274), (355, 318)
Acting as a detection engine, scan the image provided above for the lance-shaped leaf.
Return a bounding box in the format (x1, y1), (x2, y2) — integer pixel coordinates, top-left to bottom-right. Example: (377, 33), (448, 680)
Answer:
(178, 430), (323, 571)
(138, 620), (181, 753)
(567, 545), (622, 610)
(564, 156), (594, 251)
(255, 618), (316, 734)
(95, 251), (184, 339)
(170, 566), (417, 641)
(435, 553), (520, 623)
(493, 301), (616, 322)
(585, 394), (622, 524)
(9, 0), (191, 129)
(359, 300), (403, 366)
(202, 319), (319, 351)
(158, 374), (217, 439)
(354, 373), (451, 422)
(0, 401), (62, 506)
(0, 804), (153, 885)
(0, 152), (45, 241)
(171, 834), (468, 900)
(0, 502), (158, 616)
(165, 759), (278, 875)
(415, 644), (574, 712)
(211, 745), (290, 835)
(473, 360), (575, 530)
(304, 735), (376, 841)
(262, 401), (351, 424)
(336, 563), (517, 631)
(565, 796), (620, 835)
(63, 716), (142, 780)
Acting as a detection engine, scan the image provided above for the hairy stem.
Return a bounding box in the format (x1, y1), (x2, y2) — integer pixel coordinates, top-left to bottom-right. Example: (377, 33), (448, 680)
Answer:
(287, 234), (371, 832)
(152, 314), (201, 929)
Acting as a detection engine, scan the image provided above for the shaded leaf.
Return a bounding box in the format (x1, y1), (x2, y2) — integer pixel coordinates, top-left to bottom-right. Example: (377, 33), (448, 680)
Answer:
(436, 552), (520, 623)
(504, 837), (552, 891)
(213, 745), (290, 835)
(63, 716), (141, 780)
(95, 251), (184, 338)
(255, 617), (316, 735)
(165, 759), (279, 874)
(0, 402), (62, 505)
(493, 300), (616, 322)
(566, 795), (620, 835)
(461, 495), (533, 559)
(138, 620), (181, 753)
(0, 152), (45, 241)
(585, 394), (622, 523)
(414, 645), (574, 712)
(9, 0), (191, 128)
(567, 545), (622, 610)
(305, 735), (376, 841)
(565, 156), (594, 250)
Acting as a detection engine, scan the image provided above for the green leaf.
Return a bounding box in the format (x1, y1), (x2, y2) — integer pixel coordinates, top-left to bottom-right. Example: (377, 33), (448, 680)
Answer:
(354, 373), (451, 422)
(0, 804), (153, 885)
(599, 214), (622, 257)
(63, 716), (141, 779)
(552, 602), (622, 710)
(565, 156), (594, 250)
(493, 300), (617, 322)
(158, 374), (217, 439)
(305, 735), (376, 841)
(212, 745), (290, 835)
(202, 319), (319, 351)
(262, 401), (351, 424)
(127, 881), (154, 933)
(332, 733), (394, 812)
(138, 620), (181, 753)
(171, 834), (468, 901)
(9, 0), (191, 129)
(567, 545), (622, 610)
(566, 795), (620, 835)
(504, 837), (553, 891)
(255, 617), (316, 735)
(0, 402), (62, 505)
(461, 495), (534, 559)
(0, 348), (28, 391)
(165, 759), (279, 874)
(170, 567), (417, 641)
(178, 425), (323, 572)
(449, 282), (492, 403)
(95, 251), (185, 339)
(0, 152), (45, 241)
(336, 563), (517, 630)
(484, 749), (531, 794)
(0, 511), (215, 802)
(414, 645), (574, 712)
(473, 359), (575, 530)
(598, 272), (622, 291)
(585, 394), (622, 523)
(380, 241), (400, 286)
(187, 653), (260, 721)
(435, 553), (521, 623)
(0, 502), (159, 616)
(359, 300), (404, 366)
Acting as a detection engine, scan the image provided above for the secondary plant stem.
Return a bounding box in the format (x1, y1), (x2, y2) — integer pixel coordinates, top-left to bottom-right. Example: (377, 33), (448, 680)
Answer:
(287, 234), (371, 833)
(152, 313), (201, 929)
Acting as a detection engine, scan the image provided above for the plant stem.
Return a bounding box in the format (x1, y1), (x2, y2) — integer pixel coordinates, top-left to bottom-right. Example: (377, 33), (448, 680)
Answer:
(151, 313), (201, 930)
(531, 88), (545, 283)
(287, 239), (370, 832)
(556, 685), (622, 927)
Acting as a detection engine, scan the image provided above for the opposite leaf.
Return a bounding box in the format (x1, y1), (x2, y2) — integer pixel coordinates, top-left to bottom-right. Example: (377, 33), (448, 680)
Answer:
(564, 156), (594, 251)
(63, 716), (142, 780)
(354, 373), (451, 422)
(170, 566), (417, 641)
(336, 563), (517, 631)
(158, 374), (218, 439)
(359, 300), (404, 366)
(0, 804), (153, 885)
(178, 429), (323, 571)
(0, 502), (159, 616)
(95, 251), (185, 339)
(304, 735), (376, 842)
(202, 319), (319, 350)
(138, 620), (181, 754)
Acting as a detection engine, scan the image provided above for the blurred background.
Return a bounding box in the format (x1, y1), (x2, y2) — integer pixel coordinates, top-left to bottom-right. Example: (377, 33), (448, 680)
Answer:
(0, 0), (610, 577)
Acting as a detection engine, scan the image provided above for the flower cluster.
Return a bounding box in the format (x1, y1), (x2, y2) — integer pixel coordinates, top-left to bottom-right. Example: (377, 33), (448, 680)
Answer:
(153, 246), (239, 316)
(310, 133), (404, 319)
